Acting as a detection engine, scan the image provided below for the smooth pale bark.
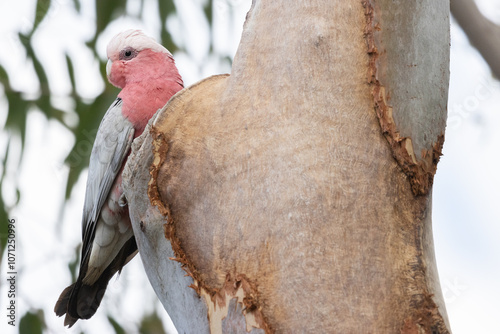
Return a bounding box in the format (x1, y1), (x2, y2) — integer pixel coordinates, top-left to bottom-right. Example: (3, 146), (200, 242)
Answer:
(123, 1), (451, 333)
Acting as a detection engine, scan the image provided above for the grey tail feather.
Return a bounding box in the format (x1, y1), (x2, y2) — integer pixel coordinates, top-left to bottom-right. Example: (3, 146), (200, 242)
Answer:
(54, 284), (73, 316)
(54, 237), (138, 327)
(54, 284), (78, 327)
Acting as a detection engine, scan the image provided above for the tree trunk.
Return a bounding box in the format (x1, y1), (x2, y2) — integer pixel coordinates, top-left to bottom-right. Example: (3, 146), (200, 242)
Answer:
(123, 1), (451, 333)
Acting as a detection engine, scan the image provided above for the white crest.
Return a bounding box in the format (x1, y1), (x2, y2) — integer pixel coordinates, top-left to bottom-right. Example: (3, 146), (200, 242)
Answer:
(106, 29), (172, 59)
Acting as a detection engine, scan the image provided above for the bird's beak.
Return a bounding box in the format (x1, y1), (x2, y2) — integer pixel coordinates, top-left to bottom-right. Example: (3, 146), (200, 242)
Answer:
(106, 59), (112, 77)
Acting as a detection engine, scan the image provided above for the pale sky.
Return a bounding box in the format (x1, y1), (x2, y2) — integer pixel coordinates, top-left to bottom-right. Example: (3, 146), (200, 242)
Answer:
(0, 1), (499, 333)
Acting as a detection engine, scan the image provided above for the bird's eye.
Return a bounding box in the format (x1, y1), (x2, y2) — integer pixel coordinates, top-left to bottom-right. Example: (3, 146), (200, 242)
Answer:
(120, 48), (137, 60)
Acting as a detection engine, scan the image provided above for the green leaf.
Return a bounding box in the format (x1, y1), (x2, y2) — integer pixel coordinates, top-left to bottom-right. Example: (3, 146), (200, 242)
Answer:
(65, 54), (77, 97)
(64, 84), (118, 199)
(158, 0), (175, 25)
(72, 0), (81, 13)
(158, 0), (178, 53)
(108, 315), (126, 334)
(33, 0), (52, 32)
(203, 0), (213, 26)
(14, 188), (20, 206)
(4, 91), (28, 151)
(19, 310), (46, 334)
(18, 33), (30, 50)
(17, 33), (66, 126)
(68, 244), (81, 282)
(94, 0), (127, 44)
(139, 312), (167, 334)
(27, 39), (52, 114)
(0, 187), (8, 258)
(138, 0), (145, 18)
(0, 64), (10, 85)
(1, 63), (26, 143)
(203, 0), (214, 53)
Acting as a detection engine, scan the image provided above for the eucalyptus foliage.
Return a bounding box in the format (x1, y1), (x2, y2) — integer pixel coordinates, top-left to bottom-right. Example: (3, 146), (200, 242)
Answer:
(0, 0), (220, 332)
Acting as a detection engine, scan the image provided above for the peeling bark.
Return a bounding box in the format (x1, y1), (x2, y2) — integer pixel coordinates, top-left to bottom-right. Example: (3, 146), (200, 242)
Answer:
(363, 0), (448, 196)
(123, 1), (451, 333)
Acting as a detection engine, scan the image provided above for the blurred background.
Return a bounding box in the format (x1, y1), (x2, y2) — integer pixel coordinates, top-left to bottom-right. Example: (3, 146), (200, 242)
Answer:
(0, 0), (498, 333)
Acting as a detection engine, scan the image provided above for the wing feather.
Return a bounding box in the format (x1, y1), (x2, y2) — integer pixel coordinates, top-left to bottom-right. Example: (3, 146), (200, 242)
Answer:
(80, 98), (134, 266)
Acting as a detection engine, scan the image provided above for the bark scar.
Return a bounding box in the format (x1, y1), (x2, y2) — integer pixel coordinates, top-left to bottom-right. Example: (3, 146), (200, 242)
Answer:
(147, 123), (272, 333)
(362, 0), (444, 197)
(196, 273), (272, 334)
(148, 127), (171, 218)
(363, 1), (448, 331)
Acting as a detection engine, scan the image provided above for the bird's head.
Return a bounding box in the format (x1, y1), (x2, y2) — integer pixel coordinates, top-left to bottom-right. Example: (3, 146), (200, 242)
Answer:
(106, 30), (181, 89)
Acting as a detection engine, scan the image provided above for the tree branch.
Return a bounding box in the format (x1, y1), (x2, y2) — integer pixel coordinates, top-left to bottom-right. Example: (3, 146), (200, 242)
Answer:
(451, 0), (500, 79)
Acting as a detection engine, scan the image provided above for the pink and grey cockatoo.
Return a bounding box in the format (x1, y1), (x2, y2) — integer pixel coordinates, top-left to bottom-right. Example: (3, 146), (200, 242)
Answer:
(54, 30), (183, 327)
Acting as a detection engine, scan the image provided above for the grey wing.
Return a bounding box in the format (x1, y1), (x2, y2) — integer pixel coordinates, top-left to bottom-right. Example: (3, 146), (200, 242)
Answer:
(80, 98), (135, 265)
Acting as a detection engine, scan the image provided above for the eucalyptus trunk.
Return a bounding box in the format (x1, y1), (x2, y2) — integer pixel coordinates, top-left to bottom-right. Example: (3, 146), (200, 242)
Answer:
(123, 1), (451, 333)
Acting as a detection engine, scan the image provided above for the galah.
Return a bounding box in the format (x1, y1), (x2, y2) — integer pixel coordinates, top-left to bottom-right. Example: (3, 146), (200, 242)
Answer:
(55, 30), (183, 327)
